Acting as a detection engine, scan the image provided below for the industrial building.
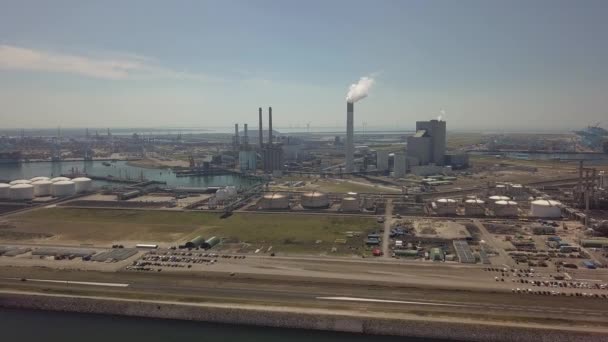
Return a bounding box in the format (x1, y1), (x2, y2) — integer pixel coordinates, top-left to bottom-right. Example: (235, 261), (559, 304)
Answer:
(406, 119), (446, 167)
(376, 150), (389, 171)
(393, 153), (406, 178)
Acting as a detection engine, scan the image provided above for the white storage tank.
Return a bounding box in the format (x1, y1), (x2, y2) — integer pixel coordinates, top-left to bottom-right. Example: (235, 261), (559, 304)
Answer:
(50, 177), (70, 183)
(215, 189), (229, 201)
(30, 176), (50, 182)
(9, 179), (31, 185)
(225, 186), (237, 197)
(464, 199), (485, 216)
(435, 198), (457, 215)
(495, 184), (507, 194)
(32, 180), (53, 196)
(9, 184), (34, 200)
(51, 180), (76, 197)
(72, 177), (92, 193)
(340, 197), (360, 212)
(494, 200), (518, 217)
(301, 191), (329, 209)
(508, 184), (524, 195)
(488, 195), (510, 209)
(530, 199), (562, 218)
(0, 183), (10, 199)
(260, 193), (289, 210)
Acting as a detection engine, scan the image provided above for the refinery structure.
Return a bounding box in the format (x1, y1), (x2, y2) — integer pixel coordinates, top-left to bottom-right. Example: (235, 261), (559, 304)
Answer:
(1, 77), (608, 340)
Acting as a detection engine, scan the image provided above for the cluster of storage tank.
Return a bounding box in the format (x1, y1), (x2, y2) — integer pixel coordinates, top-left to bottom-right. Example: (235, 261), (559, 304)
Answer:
(434, 198), (458, 215)
(0, 176), (92, 201)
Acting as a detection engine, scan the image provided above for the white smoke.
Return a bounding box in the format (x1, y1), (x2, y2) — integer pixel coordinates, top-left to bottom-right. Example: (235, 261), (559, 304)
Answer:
(438, 109), (446, 121)
(346, 76), (374, 103)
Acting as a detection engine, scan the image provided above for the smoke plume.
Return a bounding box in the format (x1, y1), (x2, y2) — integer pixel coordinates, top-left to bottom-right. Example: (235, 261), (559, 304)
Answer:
(438, 109), (446, 121)
(346, 76), (374, 103)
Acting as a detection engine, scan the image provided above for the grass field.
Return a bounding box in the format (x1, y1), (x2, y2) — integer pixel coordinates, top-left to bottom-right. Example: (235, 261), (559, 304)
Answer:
(3, 208), (378, 255)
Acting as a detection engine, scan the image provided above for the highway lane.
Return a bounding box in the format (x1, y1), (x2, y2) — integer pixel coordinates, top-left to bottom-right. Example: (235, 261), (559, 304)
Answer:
(0, 268), (607, 324)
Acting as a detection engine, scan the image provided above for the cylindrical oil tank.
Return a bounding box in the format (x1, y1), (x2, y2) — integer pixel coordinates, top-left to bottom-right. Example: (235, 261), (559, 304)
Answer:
(488, 195), (510, 209)
(508, 184), (524, 195)
(435, 198), (457, 215)
(530, 199), (562, 218)
(347, 192), (358, 198)
(9, 179), (31, 185)
(301, 191), (329, 209)
(51, 180), (76, 197)
(31, 180), (52, 196)
(215, 189), (229, 201)
(340, 197), (360, 211)
(72, 177), (92, 193)
(0, 183), (10, 199)
(9, 184), (34, 200)
(50, 177), (70, 183)
(464, 199), (485, 216)
(30, 176), (50, 182)
(494, 200), (518, 217)
(260, 193), (289, 210)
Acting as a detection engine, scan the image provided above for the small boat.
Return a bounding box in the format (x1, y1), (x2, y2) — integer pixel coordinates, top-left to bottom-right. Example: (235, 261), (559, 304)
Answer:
(102, 162), (111, 166)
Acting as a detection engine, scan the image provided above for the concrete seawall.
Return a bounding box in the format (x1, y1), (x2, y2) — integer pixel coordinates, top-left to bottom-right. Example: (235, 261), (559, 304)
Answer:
(0, 292), (604, 342)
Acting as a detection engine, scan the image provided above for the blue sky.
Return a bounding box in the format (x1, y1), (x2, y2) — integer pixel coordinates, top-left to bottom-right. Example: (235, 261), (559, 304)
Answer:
(1, 0), (607, 131)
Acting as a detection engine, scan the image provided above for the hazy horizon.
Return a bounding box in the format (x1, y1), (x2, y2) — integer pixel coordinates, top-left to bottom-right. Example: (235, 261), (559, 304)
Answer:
(1, 0), (607, 131)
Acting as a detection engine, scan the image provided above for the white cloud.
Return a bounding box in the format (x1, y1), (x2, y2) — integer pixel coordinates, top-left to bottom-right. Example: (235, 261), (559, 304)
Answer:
(0, 44), (210, 81)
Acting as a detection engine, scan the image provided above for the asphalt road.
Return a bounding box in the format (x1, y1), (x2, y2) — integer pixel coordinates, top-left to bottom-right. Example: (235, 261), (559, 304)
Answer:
(0, 266), (607, 329)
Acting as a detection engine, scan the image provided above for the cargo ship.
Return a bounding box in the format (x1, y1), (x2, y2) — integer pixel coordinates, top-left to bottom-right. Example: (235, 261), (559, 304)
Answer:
(0, 151), (21, 164)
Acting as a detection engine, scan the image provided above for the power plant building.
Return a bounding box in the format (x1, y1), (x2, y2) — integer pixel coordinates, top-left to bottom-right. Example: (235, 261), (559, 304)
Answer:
(393, 153), (406, 178)
(376, 150), (389, 171)
(407, 119), (446, 167)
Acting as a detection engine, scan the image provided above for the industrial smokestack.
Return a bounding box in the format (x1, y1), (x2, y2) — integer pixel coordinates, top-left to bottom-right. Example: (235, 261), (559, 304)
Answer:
(346, 102), (354, 172)
(258, 107), (263, 148)
(243, 124), (249, 145)
(234, 123), (240, 146)
(268, 106), (273, 145)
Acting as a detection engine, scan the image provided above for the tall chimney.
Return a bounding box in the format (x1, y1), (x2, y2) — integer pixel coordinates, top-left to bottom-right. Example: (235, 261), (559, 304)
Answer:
(268, 106), (273, 145)
(258, 107), (263, 148)
(243, 124), (249, 145)
(234, 123), (240, 147)
(346, 102), (354, 172)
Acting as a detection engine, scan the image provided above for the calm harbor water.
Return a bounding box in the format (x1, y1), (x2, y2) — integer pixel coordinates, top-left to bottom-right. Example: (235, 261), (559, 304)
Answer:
(0, 160), (260, 188)
(0, 309), (452, 342)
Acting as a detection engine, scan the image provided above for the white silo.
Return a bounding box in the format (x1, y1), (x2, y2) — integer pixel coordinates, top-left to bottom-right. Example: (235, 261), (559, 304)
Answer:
(72, 177), (92, 193)
(30, 176), (50, 182)
(9, 179), (31, 185)
(340, 197), (360, 212)
(51, 180), (76, 197)
(0, 183), (10, 199)
(488, 195), (510, 210)
(530, 199), (562, 218)
(9, 184), (34, 200)
(494, 200), (518, 217)
(32, 180), (53, 196)
(464, 199), (485, 216)
(495, 184), (507, 195)
(50, 177), (71, 183)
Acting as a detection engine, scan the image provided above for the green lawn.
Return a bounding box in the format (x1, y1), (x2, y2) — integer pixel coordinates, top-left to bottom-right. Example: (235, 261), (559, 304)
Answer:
(14, 208), (378, 255)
